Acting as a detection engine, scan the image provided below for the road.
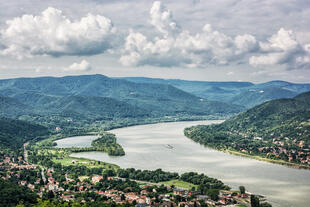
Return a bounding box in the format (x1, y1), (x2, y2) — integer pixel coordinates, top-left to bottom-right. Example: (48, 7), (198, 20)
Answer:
(23, 142), (29, 162)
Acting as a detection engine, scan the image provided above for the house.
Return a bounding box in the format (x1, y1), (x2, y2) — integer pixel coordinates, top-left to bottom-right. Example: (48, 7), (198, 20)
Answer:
(141, 185), (152, 189)
(140, 189), (148, 195)
(20, 180), (27, 186)
(137, 196), (148, 204)
(48, 177), (55, 184)
(188, 191), (200, 196)
(27, 183), (35, 191)
(113, 195), (122, 203)
(196, 195), (209, 201)
(92, 175), (103, 184)
(173, 188), (187, 196)
(4, 156), (10, 163)
(107, 189), (118, 194)
(58, 187), (65, 192)
(35, 178), (41, 184)
(48, 184), (58, 191)
(62, 194), (74, 201)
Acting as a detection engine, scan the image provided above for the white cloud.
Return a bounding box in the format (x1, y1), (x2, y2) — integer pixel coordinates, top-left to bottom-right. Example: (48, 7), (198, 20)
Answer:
(64, 60), (92, 71)
(120, 1), (258, 68)
(0, 7), (116, 59)
(234, 34), (258, 55)
(249, 28), (310, 69)
(149, 1), (179, 37)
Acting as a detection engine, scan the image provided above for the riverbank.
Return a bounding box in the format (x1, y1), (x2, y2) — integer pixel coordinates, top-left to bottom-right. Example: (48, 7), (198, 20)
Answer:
(221, 149), (310, 170)
(36, 116), (222, 149)
(184, 125), (310, 170)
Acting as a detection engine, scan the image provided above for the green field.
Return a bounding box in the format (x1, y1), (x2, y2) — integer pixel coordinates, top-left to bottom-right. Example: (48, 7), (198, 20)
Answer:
(160, 179), (198, 190)
(78, 176), (90, 181)
(52, 156), (119, 171)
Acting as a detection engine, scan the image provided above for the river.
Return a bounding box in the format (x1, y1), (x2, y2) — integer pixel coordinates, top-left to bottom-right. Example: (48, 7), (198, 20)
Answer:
(56, 120), (310, 207)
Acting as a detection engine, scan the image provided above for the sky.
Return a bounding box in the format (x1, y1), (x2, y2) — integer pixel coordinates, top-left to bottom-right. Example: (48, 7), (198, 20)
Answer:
(0, 0), (310, 83)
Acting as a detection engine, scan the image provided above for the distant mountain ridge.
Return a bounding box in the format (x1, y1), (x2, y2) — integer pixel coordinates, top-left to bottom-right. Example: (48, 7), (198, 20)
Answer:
(121, 77), (310, 108)
(0, 74), (243, 122)
(1, 74), (309, 128)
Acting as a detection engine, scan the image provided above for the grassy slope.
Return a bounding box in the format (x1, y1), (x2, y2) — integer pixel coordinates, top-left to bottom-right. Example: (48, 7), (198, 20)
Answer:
(159, 179), (198, 190)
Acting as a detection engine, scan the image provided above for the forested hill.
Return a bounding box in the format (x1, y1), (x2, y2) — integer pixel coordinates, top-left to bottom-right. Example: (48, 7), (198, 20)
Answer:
(0, 117), (49, 149)
(185, 92), (310, 166)
(122, 77), (310, 108)
(0, 74), (244, 121)
(0, 95), (34, 118)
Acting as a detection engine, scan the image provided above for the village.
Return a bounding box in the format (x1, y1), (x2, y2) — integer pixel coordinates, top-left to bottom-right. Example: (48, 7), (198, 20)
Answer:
(0, 152), (261, 207)
(226, 130), (310, 166)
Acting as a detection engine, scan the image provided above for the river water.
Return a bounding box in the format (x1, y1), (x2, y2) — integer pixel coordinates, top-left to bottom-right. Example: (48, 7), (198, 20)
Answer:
(56, 120), (310, 207)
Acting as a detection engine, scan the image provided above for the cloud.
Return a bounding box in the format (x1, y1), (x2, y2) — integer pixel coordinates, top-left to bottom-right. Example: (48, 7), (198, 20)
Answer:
(1, 1), (309, 73)
(64, 60), (92, 71)
(249, 28), (310, 69)
(149, 1), (180, 37)
(0, 7), (116, 59)
(120, 1), (258, 68)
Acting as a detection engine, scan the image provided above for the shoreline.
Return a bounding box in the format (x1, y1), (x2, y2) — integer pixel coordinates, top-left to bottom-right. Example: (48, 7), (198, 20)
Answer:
(54, 119), (310, 170)
(221, 149), (310, 170)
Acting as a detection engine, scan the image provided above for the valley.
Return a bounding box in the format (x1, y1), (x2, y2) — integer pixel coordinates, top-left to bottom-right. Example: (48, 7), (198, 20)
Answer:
(1, 75), (310, 207)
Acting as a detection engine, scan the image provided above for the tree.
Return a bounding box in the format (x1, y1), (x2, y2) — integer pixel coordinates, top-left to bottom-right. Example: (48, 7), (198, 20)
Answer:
(260, 202), (272, 207)
(207, 189), (219, 201)
(239, 186), (246, 194)
(47, 190), (55, 199)
(121, 194), (126, 201)
(250, 195), (260, 207)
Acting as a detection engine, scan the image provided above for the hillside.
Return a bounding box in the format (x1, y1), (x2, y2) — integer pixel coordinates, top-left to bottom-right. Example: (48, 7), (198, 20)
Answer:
(184, 92), (310, 167)
(121, 77), (254, 103)
(229, 87), (297, 108)
(0, 75), (244, 121)
(0, 96), (35, 118)
(0, 117), (49, 149)
(122, 77), (310, 108)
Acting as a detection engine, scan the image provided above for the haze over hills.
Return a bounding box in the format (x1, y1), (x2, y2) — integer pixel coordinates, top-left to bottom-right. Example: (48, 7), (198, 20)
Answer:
(122, 77), (310, 108)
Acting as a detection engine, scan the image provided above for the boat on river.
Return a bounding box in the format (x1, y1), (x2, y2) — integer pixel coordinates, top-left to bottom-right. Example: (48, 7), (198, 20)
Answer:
(165, 144), (173, 149)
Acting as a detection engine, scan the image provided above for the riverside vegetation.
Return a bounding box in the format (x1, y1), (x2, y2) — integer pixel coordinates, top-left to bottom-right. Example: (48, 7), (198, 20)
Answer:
(185, 92), (310, 168)
(68, 132), (125, 156)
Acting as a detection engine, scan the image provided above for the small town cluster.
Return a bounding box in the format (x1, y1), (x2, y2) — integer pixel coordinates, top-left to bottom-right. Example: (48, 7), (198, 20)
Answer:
(236, 135), (310, 165)
(0, 152), (264, 207)
(219, 128), (310, 166)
